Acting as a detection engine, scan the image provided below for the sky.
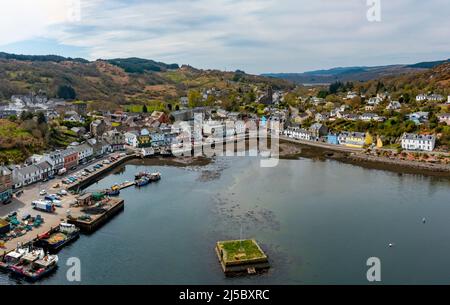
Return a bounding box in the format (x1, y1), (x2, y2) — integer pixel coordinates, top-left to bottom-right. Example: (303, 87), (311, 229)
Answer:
(0, 0), (449, 74)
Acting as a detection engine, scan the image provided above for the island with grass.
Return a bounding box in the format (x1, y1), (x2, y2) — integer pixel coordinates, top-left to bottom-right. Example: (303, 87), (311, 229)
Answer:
(215, 239), (270, 275)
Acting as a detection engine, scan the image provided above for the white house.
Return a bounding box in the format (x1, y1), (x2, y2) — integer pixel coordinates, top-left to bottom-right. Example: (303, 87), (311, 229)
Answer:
(401, 133), (436, 152)
(73, 143), (94, 163)
(284, 127), (312, 141)
(416, 94), (428, 102)
(386, 101), (401, 110)
(13, 165), (42, 188)
(367, 97), (382, 106)
(124, 131), (139, 148)
(141, 147), (155, 157)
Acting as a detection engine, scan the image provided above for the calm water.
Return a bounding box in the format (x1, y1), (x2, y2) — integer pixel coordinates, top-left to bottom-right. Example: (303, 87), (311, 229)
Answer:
(2, 156), (450, 285)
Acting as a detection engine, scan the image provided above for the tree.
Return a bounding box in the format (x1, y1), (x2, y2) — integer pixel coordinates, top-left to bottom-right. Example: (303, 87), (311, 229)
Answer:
(142, 104), (148, 113)
(37, 112), (47, 124)
(188, 90), (202, 108)
(57, 85), (76, 100)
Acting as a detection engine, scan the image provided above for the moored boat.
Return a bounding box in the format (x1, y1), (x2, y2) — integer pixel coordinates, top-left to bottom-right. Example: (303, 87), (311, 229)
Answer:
(149, 172), (161, 182)
(35, 223), (80, 253)
(135, 172), (149, 180)
(21, 254), (59, 281)
(136, 176), (150, 187)
(0, 246), (28, 272)
(9, 248), (45, 275)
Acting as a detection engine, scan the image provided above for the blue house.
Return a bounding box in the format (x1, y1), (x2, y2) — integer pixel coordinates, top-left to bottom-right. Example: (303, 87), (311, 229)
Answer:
(327, 133), (339, 145)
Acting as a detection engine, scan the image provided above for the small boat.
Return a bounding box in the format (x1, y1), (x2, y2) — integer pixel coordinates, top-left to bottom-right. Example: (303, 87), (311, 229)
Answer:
(135, 172), (150, 180)
(106, 188), (121, 196)
(149, 172), (161, 182)
(35, 223), (80, 253)
(0, 246), (29, 272)
(136, 176), (150, 187)
(19, 252), (59, 281)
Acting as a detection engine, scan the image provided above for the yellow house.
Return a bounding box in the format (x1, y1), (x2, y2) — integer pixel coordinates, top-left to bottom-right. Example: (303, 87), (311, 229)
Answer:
(339, 131), (373, 148)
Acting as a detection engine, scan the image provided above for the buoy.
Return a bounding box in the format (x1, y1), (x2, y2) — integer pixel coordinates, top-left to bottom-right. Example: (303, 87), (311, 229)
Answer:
(389, 243), (394, 248)
(422, 218), (426, 223)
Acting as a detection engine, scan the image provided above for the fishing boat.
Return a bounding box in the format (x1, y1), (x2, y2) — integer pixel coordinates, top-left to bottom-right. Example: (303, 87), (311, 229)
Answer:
(136, 176), (150, 187)
(135, 172), (150, 180)
(9, 248), (45, 275)
(0, 246), (28, 272)
(35, 223), (80, 253)
(149, 172), (161, 182)
(21, 254), (59, 281)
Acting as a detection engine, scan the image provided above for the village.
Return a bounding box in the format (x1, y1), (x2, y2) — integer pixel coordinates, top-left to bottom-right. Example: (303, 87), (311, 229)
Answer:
(2, 87), (450, 207)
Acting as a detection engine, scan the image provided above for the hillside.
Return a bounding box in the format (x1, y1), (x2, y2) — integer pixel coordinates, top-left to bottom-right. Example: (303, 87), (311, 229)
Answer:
(355, 62), (450, 98)
(0, 52), (293, 106)
(263, 59), (450, 84)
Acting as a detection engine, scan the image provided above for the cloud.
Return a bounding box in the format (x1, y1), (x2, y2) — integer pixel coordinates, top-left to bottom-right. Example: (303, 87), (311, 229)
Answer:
(1, 0), (449, 73)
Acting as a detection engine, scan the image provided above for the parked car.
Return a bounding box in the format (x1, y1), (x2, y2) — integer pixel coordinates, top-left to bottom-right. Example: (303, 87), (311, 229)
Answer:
(39, 190), (47, 196)
(22, 213), (31, 221)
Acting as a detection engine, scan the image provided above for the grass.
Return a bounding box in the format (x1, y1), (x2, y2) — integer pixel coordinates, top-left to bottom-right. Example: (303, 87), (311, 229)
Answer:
(217, 240), (266, 263)
(0, 120), (31, 137)
(123, 101), (166, 113)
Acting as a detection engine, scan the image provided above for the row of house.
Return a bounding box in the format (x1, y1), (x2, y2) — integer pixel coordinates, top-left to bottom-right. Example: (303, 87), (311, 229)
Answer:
(0, 166), (13, 204)
(9, 130), (126, 189)
(401, 134), (436, 152)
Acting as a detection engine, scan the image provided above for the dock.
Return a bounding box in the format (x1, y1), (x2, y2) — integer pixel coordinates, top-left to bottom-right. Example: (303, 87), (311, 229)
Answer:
(67, 198), (124, 233)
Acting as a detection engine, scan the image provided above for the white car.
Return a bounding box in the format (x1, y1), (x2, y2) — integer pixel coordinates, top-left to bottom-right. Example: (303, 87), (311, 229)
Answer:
(39, 190), (47, 196)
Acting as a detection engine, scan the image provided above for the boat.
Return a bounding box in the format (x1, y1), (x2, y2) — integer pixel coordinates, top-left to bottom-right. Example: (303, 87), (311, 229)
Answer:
(135, 172), (150, 180)
(106, 185), (121, 196)
(35, 223), (80, 253)
(22, 254), (58, 281)
(148, 172), (161, 182)
(136, 176), (150, 187)
(9, 248), (45, 275)
(0, 246), (29, 272)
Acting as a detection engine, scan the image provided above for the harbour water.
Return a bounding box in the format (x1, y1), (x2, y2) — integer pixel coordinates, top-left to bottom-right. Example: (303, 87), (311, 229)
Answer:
(2, 156), (450, 285)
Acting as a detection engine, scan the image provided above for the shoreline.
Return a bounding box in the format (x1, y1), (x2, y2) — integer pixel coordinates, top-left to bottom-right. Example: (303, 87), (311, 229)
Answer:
(278, 138), (450, 178)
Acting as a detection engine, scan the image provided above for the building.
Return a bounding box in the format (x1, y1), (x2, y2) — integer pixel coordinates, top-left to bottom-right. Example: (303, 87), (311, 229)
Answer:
(103, 130), (125, 151)
(43, 151), (64, 175)
(62, 149), (79, 170)
(141, 147), (155, 157)
(416, 94), (428, 102)
(137, 129), (152, 148)
(360, 113), (384, 122)
(438, 113), (450, 125)
(407, 112), (429, 124)
(309, 123), (328, 139)
(72, 143), (94, 163)
(0, 166), (13, 204)
(151, 111), (170, 124)
(284, 127), (312, 141)
(36, 161), (52, 180)
(327, 133), (339, 145)
(151, 132), (166, 147)
(90, 119), (110, 138)
(87, 138), (111, 158)
(386, 101), (401, 110)
(338, 132), (372, 148)
(401, 133), (435, 152)
(124, 131), (139, 148)
(13, 165), (42, 188)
